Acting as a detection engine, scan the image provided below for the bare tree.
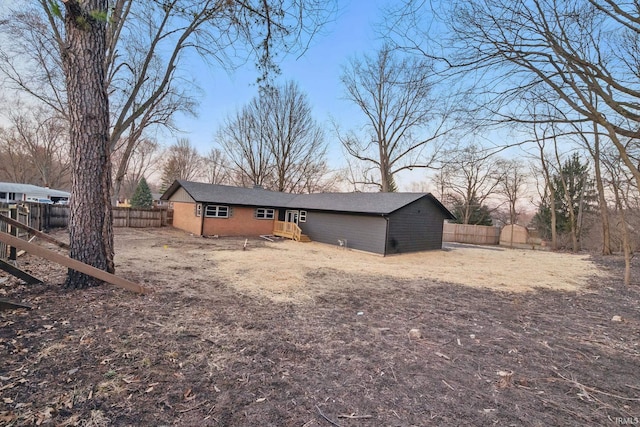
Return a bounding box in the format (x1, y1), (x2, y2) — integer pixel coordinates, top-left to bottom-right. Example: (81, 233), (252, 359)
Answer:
(1, 1), (335, 203)
(437, 144), (502, 224)
(218, 101), (273, 188)
(0, 0), (335, 288)
(601, 146), (637, 285)
(299, 161), (341, 194)
(202, 148), (230, 185)
(262, 82), (327, 192)
(0, 127), (39, 184)
(339, 44), (452, 192)
(390, 0), (640, 191)
(160, 138), (203, 190)
(498, 159), (527, 226)
(0, 108), (70, 188)
(569, 118), (613, 255)
(531, 122), (559, 250)
(111, 137), (162, 201)
(218, 82), (329, 192)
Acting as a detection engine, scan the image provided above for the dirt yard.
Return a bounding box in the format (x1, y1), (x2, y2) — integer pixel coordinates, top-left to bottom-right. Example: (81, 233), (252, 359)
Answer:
(1, 227), (639, 426)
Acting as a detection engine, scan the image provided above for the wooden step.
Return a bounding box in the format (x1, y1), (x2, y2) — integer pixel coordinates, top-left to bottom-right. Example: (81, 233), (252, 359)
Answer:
(298, 234), (312, 243)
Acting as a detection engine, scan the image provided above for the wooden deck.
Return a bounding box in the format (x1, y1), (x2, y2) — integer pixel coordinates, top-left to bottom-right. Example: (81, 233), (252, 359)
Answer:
(273, 221), (311, 242)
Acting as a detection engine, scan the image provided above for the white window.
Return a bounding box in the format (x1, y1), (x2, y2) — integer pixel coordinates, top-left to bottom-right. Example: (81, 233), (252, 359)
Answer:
(299, 210), (307, 222)
(255, 208), (275, 219)
(205, 205), (229, 218)
(195, 204), (202, 217)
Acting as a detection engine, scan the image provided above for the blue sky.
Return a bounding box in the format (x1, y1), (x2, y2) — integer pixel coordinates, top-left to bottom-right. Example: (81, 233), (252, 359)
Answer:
(171, 0), (388, 175)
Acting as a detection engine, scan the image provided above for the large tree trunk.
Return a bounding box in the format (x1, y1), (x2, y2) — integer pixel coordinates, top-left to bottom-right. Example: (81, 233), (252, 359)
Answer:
(62, 0), (114, 288)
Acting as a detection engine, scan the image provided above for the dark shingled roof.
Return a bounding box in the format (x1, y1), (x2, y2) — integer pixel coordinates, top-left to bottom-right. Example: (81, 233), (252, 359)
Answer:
(163, 180), (297, 207)
(288, 192), (450, 216)
(162, 180), (454, 218)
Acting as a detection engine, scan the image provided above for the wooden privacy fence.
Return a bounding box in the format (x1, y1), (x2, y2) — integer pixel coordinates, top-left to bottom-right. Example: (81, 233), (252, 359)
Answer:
(1, 203), (171, 231)
(112, 207), (170, 228)
(1, 202), (69, 231)
(443, 223), (501, 245)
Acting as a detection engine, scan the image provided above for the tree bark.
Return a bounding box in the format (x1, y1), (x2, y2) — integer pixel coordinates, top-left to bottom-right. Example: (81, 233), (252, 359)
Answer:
(612, 184), (632, 286)
(592, 122), (612, 255)
(61, 0), (114, 288)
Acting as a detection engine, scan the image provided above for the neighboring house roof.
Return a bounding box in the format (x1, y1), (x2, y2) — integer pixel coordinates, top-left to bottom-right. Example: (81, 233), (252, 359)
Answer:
(162, 180), (455, 219)
(0, 182), (70, 198)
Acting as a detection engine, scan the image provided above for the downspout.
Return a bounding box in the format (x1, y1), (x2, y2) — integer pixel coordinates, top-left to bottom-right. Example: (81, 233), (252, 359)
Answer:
(383, 214), (389, 257)
(200, 203), (205, 236)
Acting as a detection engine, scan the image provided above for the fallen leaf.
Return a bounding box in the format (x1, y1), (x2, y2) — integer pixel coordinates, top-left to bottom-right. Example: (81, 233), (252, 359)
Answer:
(256, 397), (266, 403)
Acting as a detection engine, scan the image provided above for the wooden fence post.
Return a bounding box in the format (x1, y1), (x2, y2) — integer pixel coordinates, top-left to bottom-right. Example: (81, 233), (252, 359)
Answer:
(9, 206), (17, 261)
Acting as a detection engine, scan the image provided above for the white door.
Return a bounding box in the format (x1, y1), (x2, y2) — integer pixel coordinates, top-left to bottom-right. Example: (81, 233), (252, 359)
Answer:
(285, 210), (299, 224)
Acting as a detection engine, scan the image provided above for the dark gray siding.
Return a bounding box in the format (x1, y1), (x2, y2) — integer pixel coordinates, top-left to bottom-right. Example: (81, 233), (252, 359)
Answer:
(300, 211), (387, 255)
(386, 198), (447, 254)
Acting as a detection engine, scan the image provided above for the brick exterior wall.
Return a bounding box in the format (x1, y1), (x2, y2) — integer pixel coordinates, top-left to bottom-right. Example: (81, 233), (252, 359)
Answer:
(171, 202), (202, 235)
(170, 201), (277, 236)
(202, 206), (276, 236)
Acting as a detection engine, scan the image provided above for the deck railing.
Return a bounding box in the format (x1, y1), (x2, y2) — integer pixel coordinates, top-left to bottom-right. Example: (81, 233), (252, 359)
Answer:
(273, 220), (302, 241)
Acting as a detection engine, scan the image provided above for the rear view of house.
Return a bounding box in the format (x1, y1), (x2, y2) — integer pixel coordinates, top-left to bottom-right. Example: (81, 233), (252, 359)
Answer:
(161, 180), (455, 255)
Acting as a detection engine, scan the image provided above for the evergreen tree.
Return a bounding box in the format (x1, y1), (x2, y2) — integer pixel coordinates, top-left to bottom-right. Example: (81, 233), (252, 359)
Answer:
(450, 196), (493, 226)
(130, 177), (153, 208)
(532, 153), (596, 241)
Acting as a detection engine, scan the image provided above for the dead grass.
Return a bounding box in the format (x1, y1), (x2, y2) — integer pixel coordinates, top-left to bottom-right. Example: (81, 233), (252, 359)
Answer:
(1, 227), (638, 427)
(113, 228), (605, 303)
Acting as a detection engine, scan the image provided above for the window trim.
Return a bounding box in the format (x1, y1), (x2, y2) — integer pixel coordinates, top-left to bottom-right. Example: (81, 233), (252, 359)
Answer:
(299, 210), (307, 222)
(195, 203), (202, 217)
(205, 205), (230, 218)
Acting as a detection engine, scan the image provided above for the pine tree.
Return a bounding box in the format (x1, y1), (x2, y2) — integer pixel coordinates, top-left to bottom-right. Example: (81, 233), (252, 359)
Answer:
(450, 196), (493, 226)
(130, 177), (153, 208)
(532, 153), (596, 242)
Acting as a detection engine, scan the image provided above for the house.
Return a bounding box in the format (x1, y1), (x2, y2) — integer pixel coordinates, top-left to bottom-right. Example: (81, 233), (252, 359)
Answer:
(0, 182), (70, 204)
(161, 180), (455, 255)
